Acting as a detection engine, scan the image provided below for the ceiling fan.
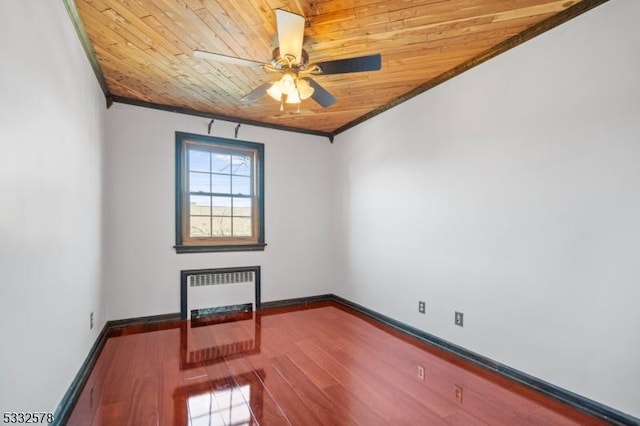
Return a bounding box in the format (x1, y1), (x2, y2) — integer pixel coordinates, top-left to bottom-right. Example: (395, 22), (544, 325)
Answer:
(194, 9), (381, 111)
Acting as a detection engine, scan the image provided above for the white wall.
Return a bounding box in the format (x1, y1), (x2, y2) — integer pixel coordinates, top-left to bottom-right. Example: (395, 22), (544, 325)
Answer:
(333, 1), (640, 417)
(0, 1), (106, 414)
(104, 104), (335, 320)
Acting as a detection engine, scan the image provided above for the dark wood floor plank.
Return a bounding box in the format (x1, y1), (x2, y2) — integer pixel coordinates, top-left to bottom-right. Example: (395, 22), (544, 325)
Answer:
(295, 338), (414, 423)
(270, 355), (351, 424)
(90, 400), (125, 426)
(224, 359), (290, 426)
(161, 357), (183, 425)
(330, 346), (456, 424)
(248, 359), (325, 425)
(66, 303), (609, 425)
(280, 343), (338, 390)
(321, 383), (389, 426)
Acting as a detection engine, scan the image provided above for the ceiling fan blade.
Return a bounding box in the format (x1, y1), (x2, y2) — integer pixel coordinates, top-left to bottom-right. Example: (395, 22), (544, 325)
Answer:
(304, 78), (336, 108)
(194, 50), (264, 67)
(314, 54), (382, 74)
(275, 9), (305, 63)
(241, 82), (273, 103)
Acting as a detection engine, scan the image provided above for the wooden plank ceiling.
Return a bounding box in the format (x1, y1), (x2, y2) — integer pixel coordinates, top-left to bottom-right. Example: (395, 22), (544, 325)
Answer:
(73, 0), (601, 136)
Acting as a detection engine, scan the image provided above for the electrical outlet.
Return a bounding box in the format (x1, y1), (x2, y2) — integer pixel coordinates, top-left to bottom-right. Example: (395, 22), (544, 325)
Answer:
(418, 301), (426, 314)
(454, 384), (463, 403)
(418, 365), (425, 380)
(90, 312), (94, 330)
(455, 311), (464, 327)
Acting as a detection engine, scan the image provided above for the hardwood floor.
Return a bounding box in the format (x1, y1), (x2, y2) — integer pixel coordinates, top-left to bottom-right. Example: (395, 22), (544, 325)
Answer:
(67, 302), (607, 425)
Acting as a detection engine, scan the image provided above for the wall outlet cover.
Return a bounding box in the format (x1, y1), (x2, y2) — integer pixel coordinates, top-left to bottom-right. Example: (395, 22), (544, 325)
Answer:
(455, 311), (464, 327)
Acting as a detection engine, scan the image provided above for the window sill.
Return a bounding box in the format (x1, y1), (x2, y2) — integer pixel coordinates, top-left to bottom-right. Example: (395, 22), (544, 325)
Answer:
(174, 243), (267, 254)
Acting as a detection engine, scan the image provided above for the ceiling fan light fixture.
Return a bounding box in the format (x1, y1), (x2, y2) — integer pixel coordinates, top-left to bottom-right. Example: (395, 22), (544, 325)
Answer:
(266, 73), (292, 101)
(267, 73), (314, 104)
(291, 78), (314, 103)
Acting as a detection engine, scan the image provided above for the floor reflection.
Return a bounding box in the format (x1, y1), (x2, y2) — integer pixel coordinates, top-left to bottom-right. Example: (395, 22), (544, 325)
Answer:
(181, 311), (261, 370)
(66, 303), (609, 425)
(180, 371), (264, 426)
(178, 311), (264, 425)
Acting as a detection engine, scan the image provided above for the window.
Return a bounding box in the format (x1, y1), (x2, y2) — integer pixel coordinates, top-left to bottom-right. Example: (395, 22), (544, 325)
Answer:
(175, 132), (265, 253)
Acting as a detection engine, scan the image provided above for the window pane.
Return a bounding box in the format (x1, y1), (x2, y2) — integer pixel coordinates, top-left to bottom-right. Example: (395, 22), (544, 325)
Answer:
(212, 197), (231, 216)
(231, 155), (251, 176)
(212, 153), (231, 173)
(232, 175), (251, 195)
(188, 394), (219, 418)
(190, 216), (211, 237)
(189, 172), (210, 193)
(233, 217), (252, 237)
(212, 173), (231, 194)
(189, 149), (210, 172)
(177, 133), (264, 251)
(229, 401), (251, 425)
(232, 197), (251, 217)
(212, 217), (232, 237)
(190, 195), (211, 215)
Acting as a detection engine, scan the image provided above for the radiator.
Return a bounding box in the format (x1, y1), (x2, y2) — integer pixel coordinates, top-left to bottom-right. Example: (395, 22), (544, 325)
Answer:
(180, 267), (261, 320)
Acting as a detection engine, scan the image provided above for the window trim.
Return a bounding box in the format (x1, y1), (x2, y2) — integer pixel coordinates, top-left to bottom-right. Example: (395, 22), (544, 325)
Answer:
(174, 131), (266, 253)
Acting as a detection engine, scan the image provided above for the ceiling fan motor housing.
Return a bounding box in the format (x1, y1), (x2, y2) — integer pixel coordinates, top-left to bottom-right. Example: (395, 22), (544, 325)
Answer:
(271, 47), (310, 71)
